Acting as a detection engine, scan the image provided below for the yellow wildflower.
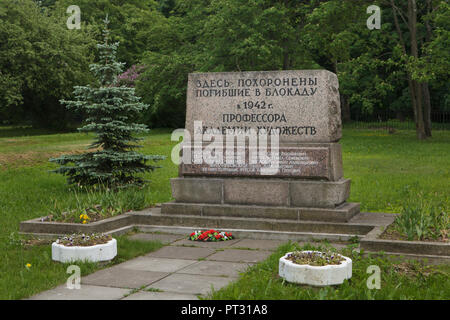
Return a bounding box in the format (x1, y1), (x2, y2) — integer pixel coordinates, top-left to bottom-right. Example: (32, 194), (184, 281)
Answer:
(26, 263), (31, 269)
(79, 213), (90, 221)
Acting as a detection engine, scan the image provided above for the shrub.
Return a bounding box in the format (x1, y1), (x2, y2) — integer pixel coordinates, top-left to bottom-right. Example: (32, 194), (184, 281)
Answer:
(117, 65), (145, 88)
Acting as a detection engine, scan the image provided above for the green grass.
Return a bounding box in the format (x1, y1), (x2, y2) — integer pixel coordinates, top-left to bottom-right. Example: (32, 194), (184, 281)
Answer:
(3, 235), (164, 300)
(342, 130), (450, 213)
(205, 242), (450, 300)
(344, 120), (450, 131)
(0, 127), (449, 299)
(0, 128), (176, 300)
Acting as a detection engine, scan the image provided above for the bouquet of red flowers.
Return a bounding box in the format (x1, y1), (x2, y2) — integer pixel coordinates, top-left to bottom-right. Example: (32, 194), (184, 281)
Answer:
(189, 229), (233, 242)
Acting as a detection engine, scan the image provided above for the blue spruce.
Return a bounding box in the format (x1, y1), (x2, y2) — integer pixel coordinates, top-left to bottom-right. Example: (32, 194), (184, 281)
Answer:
(50, 16), (164, 188)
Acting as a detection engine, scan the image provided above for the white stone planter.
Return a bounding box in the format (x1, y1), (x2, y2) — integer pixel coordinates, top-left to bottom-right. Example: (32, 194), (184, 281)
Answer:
(279, 251), (352, 286)
(52, 238), (117, 263)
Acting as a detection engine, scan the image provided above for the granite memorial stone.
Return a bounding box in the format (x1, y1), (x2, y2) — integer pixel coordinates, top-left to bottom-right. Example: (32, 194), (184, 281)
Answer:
(162, 70), (360, 222)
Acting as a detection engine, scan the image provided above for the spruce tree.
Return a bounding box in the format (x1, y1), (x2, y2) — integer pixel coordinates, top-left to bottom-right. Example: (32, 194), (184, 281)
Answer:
(50, 16), (164, 188)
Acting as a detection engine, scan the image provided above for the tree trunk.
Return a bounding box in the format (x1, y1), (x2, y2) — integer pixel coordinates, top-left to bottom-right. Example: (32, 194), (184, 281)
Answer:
(408, 0), (426, 139)
(391, 1), (416, 126)
(422, 83), (432, 137)
(422, 0), (433, 137)
(413, 81), (426, 139)
(341, 94), (351, 123)
(391, 0), (427, 139)
(283, 51), (290, 70)
(282, 40), (290, 70)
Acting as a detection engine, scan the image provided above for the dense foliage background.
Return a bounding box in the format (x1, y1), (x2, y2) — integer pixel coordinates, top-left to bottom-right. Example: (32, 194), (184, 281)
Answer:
(0, 0), (448, 138)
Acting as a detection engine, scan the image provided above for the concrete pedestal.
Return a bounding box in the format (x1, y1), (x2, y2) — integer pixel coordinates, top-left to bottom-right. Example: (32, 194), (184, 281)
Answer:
(164, 177), (359, 223)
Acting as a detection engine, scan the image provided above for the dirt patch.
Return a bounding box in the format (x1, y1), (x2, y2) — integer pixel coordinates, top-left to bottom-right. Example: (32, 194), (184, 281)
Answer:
(42, 204), (129, 224)
(0, 145), (101, 169)
(0, 150), (84, 169)
(393, 261), (446, 278)
(0, 138), (35, 146)
(22, 238), (54, 248)
(380, 225), (449, 243)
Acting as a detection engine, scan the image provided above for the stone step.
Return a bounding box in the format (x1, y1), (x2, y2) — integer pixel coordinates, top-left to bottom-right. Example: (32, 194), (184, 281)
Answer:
(362, 251), (450, 265)
(170, 177), (351, 208)
(132, 210), (373, 236)
(161, 202), (360, 223)
(135, 225), (362, 242)
(360, 238), (450, 256)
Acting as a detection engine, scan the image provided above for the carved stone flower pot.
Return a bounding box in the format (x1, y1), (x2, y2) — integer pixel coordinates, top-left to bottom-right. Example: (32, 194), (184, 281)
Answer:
(52, 238), (117, 263)
(279, 251), (352, 286)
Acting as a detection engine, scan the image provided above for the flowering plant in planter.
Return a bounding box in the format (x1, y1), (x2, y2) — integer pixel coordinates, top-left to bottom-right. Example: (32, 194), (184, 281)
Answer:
(52, 233), (117, 263)
(279, 250), (352, 286)
(189, 230), (233, 242)
(285, 250), (345, 266)
(55, 233), (112, 247)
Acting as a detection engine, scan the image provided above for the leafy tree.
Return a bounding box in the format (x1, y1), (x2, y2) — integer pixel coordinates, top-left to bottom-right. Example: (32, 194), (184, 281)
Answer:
(137, 0), (202, 128)
(50, 17), (164, 188)
(138, 0), (320, 128)
(385, 0), (449, 138)
(0, 0), (94, 128)
(157, 0), (176, 17)
(35, 0), (57, 7)
(4, 0), (448, 135)
(302, 0), (402, 121)
(412, 1), (450, 114)
(53, 0), (162, 67)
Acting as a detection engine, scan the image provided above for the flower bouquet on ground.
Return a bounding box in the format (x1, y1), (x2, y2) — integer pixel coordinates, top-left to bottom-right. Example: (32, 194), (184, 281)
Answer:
(189, 229), (233, 242)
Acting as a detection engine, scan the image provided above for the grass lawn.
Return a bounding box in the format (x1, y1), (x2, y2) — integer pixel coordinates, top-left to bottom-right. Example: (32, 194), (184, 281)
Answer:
(0, 126), (449, 299)
(0, 128), (176, 299)
(4, 234), (164, 300)
(206, 242), (450, 300)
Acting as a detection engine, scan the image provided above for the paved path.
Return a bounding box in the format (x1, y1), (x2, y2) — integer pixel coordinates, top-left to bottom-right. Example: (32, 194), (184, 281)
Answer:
(29, 234), (291, 300)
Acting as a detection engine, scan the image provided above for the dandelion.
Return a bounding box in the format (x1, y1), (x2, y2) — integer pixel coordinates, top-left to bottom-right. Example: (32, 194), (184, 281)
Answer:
(25, 263), (31, 269)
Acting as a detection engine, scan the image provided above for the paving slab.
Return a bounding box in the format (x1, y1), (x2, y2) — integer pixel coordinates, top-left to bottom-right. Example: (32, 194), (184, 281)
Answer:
(146, 246), (215, 260)
(128, 233), (182, 244)
(171, 238), (243, 249)
(122, 291), (199, 300)
(28, 284), (129, 300)
(150, 273), (235, 295)
(349, 212), (396, 226)
(81, 266), (169, 289)
(178, 260), (254, 277)
(230, 239), (286, 251)
(207, 249), (272, 263)
(119, 257), (197, 273)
